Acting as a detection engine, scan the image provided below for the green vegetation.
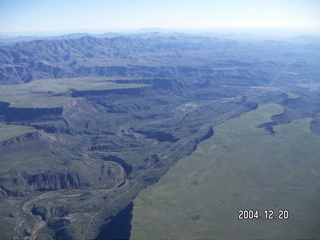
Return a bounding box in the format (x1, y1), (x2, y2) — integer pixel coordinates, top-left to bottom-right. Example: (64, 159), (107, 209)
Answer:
(131, 103), (320, 239)
(0, 123), (36, 141)
(0, 77), (149, 108)
(286, 91), (300, 99)
(0, 33), (319, 239)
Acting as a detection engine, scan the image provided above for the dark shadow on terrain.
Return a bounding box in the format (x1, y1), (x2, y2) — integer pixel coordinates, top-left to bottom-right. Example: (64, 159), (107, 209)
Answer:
(258, 122), (277, 134)
(199, 127), (214, 141)
(0, 104), (62, 122)
(71, 88), (147, 97)
(103, 155), (132, 175)
(310, 120), (320, 135)
(0, 101), (10, 108)
(257, 96), (320, 134)
(47, 219), (72, 240)
(136, 130), (179, 142)
(95, 202), (133, 240)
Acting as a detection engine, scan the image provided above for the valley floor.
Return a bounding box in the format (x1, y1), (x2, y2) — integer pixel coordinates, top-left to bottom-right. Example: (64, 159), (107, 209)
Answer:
(131, 103), (320, 239)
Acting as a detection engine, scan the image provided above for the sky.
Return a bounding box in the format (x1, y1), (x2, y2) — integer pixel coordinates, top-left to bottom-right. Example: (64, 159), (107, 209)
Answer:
(0, 0), (320, 35)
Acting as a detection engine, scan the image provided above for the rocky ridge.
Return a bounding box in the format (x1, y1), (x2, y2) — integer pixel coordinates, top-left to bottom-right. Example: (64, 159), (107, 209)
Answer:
(0, 33), (319, 239)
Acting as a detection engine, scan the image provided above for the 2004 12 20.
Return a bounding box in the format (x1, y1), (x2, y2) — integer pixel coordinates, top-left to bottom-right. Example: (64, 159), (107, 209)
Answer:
(238, 209), (289, 220)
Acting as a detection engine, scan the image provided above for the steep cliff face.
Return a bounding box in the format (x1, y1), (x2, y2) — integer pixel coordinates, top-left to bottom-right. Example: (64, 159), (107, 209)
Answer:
(0, 32), (319, 240)
(0, 171), (86, 198)
(0, 130), (45, 147)
(0, 177), (28, 198)
(26, 172), (83, 191)
(0, 104), (63, 123)
(70, 85), (152, 97)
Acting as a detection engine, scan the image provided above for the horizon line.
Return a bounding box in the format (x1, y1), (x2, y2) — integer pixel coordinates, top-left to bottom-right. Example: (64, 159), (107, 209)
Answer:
(1, 25), (320, 38)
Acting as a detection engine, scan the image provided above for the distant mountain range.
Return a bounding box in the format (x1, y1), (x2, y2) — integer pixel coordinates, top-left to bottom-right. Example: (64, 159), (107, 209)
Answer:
(0, 31), (320, 239)
(0, 32), (124, 46)
(0, 32), (319, 85)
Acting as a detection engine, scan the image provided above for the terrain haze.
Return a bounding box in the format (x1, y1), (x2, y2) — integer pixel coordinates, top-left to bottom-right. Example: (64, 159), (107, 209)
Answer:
(0, 0), (320, 239)
(0, 29), (319, 239)
(1, 0), (320, 35)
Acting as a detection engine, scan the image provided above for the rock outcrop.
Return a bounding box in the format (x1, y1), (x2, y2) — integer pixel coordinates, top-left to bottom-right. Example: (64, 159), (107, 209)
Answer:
(0, 130), (45, 147)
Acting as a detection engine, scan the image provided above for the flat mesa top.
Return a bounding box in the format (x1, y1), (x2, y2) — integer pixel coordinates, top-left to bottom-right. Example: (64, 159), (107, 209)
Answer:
(0, 123), (36, 141)
(0, 77), (150, 108)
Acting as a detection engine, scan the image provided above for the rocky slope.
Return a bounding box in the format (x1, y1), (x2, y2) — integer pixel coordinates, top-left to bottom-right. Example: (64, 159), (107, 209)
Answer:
(0, 33), (320, 239)
(0, 130), (44, 147)
(1, 33), (318, 85)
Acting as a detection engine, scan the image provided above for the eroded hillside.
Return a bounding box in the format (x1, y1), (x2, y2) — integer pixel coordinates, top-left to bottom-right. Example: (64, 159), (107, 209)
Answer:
(0, 33), (320, 239)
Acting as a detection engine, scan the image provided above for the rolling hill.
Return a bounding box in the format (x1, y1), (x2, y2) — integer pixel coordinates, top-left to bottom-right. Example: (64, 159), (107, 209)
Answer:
(0, 32), (319, 239)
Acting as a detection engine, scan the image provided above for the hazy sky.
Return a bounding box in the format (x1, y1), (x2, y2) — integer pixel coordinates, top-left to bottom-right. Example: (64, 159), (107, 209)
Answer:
(0, 0), (320, 35)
